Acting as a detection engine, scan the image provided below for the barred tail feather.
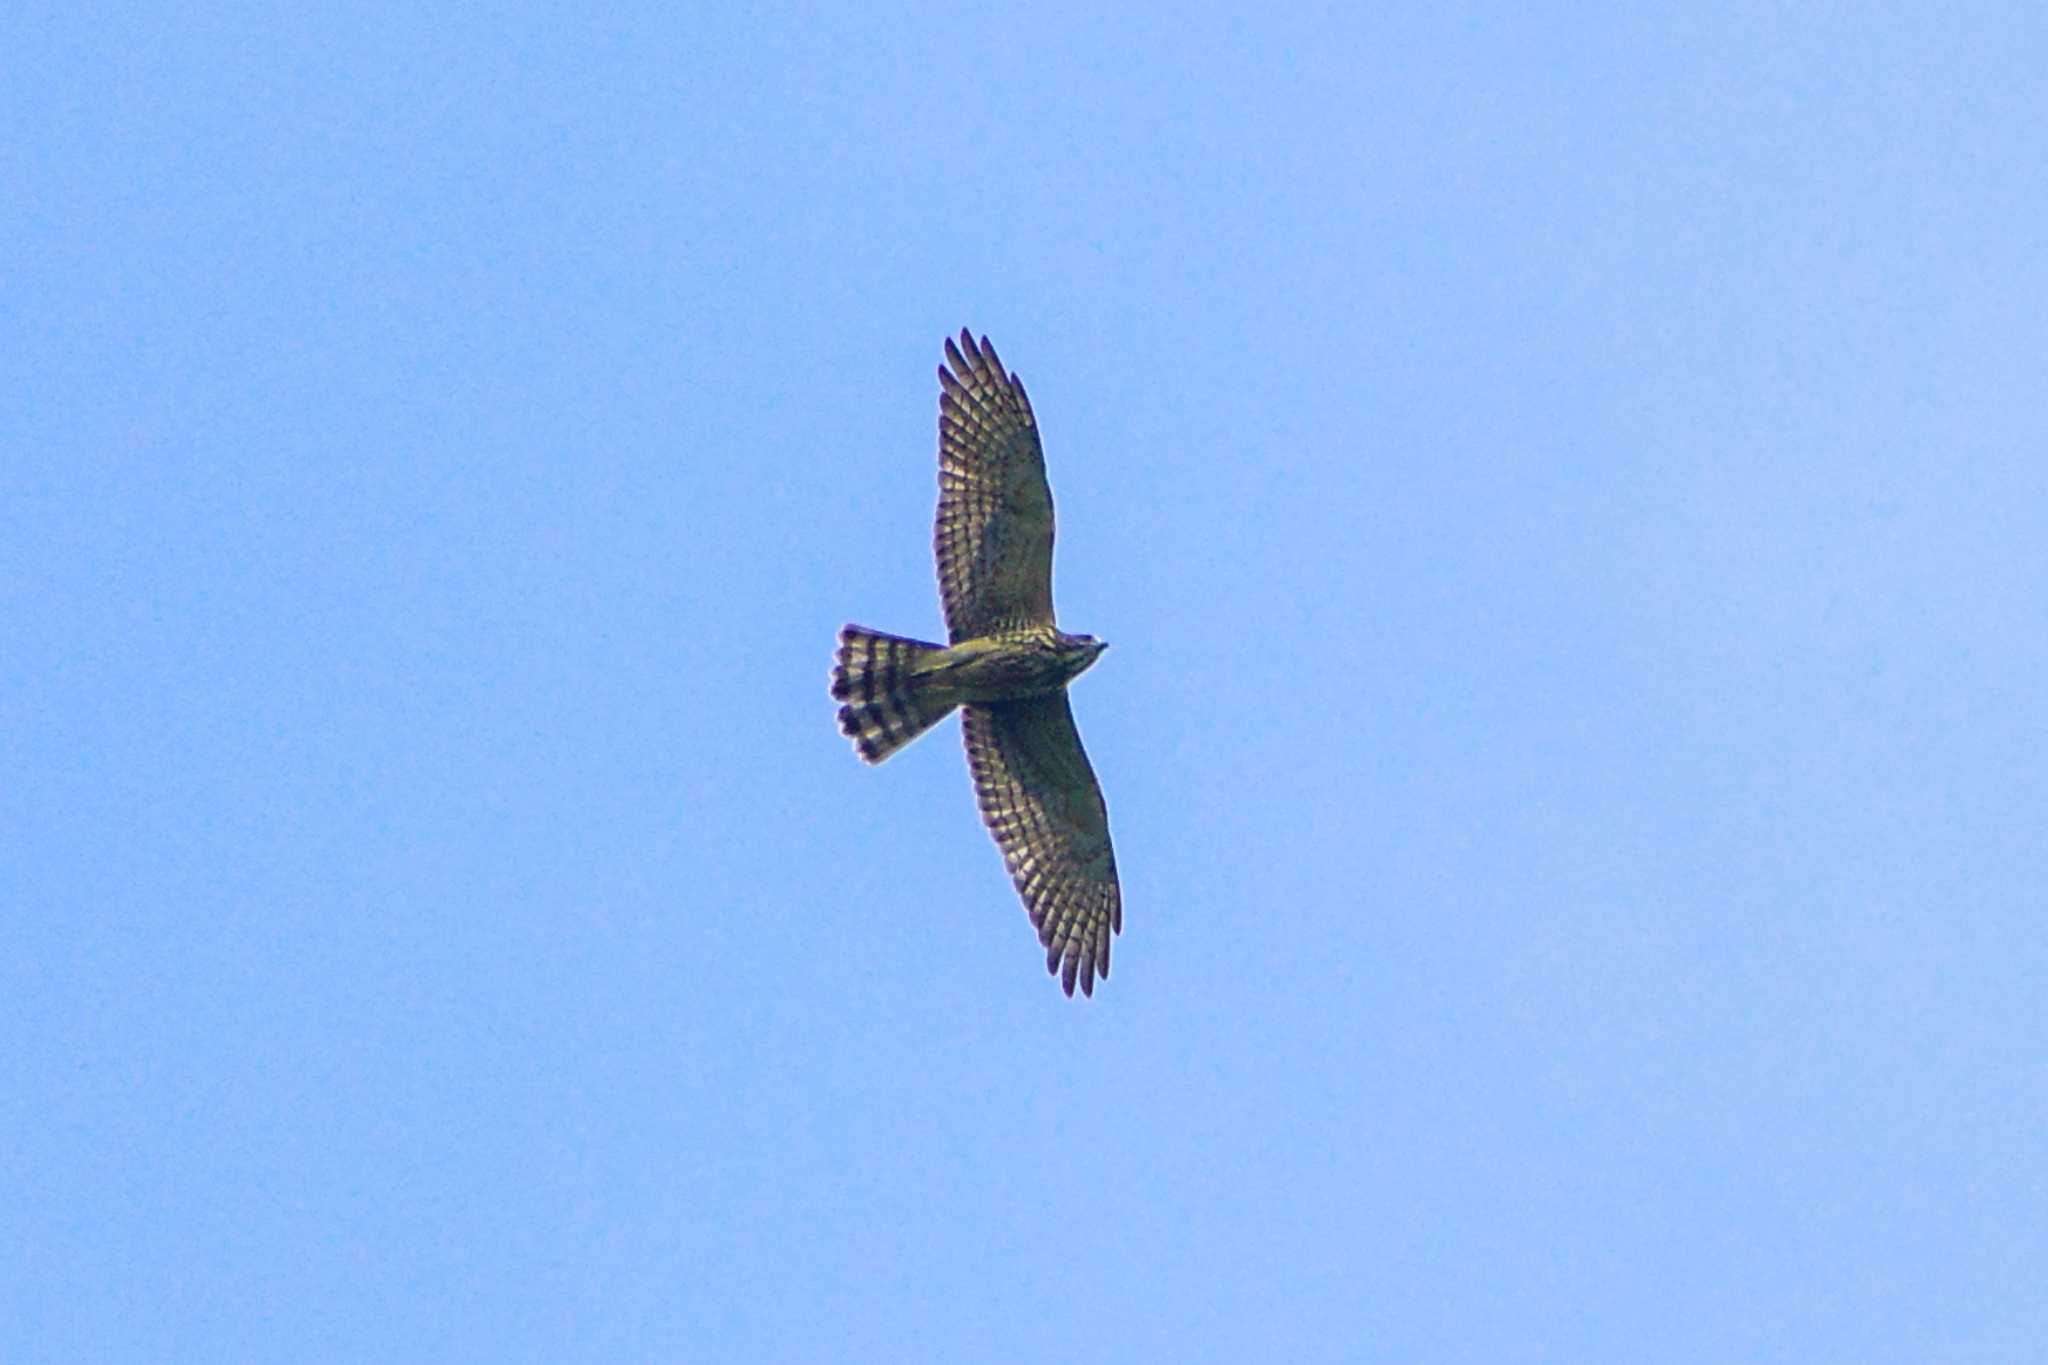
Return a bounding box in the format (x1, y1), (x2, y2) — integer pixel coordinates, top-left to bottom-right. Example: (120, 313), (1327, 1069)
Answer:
(831, 625), (955, 763)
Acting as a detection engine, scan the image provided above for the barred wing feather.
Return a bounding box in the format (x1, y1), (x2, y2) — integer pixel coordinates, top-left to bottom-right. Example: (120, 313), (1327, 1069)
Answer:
(934, 331), (1056, 641)
(962, 695), (1121, 997)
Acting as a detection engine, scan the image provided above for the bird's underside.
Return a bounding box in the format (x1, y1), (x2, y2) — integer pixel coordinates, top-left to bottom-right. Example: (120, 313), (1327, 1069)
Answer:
(830, 331), (1122, 997)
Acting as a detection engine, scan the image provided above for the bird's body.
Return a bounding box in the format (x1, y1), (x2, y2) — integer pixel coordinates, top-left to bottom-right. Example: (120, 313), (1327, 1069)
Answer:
(831, 331), (1122, 997)
(910, 626), (1106, 704)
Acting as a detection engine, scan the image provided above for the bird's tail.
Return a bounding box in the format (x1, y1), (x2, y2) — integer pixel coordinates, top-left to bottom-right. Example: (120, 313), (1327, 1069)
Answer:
(831, 625), (955, 763)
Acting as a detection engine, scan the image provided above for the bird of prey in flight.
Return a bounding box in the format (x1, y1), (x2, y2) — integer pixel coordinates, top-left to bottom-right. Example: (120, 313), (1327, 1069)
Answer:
(831, 331), (1121, 997)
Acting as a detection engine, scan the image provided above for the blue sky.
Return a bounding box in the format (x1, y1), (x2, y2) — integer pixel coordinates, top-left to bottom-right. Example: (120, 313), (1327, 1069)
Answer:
(7, 5), (2046, 1361)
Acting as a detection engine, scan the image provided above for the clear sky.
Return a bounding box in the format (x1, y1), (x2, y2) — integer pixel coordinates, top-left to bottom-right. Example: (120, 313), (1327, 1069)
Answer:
(7, 6), (2045, 1361)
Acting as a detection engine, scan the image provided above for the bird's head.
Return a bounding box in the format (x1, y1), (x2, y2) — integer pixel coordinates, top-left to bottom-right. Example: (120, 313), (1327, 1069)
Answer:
(1058, 631), (1109, 678)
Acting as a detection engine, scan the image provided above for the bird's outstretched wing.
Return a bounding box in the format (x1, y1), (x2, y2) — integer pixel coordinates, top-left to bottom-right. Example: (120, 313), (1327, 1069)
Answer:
(962, 694), (1121, 996)
(935, 331), (1055, 641)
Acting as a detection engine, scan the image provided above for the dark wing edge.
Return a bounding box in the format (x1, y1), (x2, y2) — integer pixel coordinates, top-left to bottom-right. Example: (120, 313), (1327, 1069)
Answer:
(961, 695), (1122, 997)
(934, 330), (1056, 642)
